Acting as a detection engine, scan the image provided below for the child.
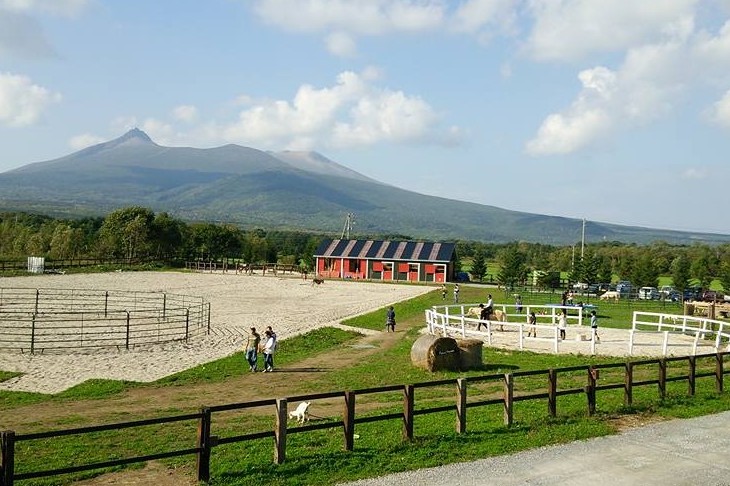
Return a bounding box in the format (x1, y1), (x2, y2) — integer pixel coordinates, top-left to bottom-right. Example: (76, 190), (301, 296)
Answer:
(590, 310), (599, 341)
(386, 306), (396, 332)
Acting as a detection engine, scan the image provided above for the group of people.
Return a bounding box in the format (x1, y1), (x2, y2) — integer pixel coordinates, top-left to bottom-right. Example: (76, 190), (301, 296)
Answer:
(524, 308), (598, 341)
(244, 325), (278, 372)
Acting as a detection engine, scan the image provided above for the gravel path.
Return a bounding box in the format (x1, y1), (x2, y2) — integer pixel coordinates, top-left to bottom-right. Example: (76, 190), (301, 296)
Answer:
(341, 410), (730, 486)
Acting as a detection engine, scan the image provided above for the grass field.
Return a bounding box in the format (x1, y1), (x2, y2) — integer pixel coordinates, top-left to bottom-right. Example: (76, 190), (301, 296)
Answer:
(2, 284), (730, 485)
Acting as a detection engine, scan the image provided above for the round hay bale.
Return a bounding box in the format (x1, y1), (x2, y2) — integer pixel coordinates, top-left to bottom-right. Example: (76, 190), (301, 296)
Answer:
(456, 338), (483, 370)
(411, 334), (460, 372)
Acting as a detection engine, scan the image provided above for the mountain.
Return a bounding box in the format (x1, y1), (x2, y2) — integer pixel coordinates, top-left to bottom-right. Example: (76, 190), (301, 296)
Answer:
(0, 129), (728, 245)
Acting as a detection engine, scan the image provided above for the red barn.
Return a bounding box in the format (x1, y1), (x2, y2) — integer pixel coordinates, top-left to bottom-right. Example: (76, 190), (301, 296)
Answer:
(314, 239), (457, 283)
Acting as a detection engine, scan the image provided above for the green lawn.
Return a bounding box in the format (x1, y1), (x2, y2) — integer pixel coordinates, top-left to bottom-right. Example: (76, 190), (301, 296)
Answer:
(2, 285), (730, 485)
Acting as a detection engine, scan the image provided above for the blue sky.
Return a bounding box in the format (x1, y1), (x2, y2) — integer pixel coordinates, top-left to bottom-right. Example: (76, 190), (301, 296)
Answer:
(1, 1), (730, 236)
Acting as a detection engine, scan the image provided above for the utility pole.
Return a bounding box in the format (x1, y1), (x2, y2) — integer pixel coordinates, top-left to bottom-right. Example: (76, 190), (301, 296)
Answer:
(580, 218), (586, 259)
(341, 213), (355, 239)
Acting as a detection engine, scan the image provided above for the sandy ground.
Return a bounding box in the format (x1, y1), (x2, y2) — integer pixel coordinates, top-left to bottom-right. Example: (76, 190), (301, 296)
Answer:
(0, 271), (431, 394)
(1, 272), (722, 395)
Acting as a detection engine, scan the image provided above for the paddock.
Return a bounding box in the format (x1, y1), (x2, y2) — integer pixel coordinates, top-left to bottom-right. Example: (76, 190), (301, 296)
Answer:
(0, 271), (430, 394)
(0, 288), (209, 353)
(426, 303), (729, 357)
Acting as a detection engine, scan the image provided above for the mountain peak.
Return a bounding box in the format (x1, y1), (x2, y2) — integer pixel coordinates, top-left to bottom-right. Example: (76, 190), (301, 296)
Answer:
(116, 128), (153, 143)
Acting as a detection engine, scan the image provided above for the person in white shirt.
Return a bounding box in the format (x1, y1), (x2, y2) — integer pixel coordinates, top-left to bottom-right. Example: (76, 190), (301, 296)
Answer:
(262, 330), (276, 372)
(558, 311), (567, 340)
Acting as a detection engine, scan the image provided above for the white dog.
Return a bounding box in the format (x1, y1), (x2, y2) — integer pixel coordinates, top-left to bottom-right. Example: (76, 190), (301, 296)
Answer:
(289, 401), (311, 424)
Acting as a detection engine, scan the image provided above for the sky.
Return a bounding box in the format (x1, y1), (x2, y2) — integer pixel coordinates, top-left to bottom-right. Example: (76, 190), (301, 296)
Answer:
(1, 0), (730, 236)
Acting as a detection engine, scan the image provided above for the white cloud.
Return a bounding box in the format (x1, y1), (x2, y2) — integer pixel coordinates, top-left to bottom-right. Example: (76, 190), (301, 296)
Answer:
(69, 133), (104, 150)
(172, 105), (198, 123)
(325, 31), (356, 57)
(0, 0), (89, 16)
(217, 69), (452, 149)
(526, 66), (616, 155)
(526, 8), (730, 156)
(252, 0), (518, 52)
(0, 72), (61, 126)
(333, 90), (437, 146)
(253, 0), (444, 35)
(707, 89), (730, 127)
(524, 0), (698, 62)
(450, 0), (515, 36)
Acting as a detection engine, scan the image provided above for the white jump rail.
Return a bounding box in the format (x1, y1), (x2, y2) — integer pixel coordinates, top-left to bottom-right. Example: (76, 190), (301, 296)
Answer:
(630, 311), (730, 356)
(426, 303), (592, 355)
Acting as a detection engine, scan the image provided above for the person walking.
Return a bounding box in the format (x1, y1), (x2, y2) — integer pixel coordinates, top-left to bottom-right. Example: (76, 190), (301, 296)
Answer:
(385, 306), (396, 332)
(244, 327), (261, 372)
(590, 310), (599, 342)
(261, 329), (276, 372)
(453, 284), (460, 303)
(526, 311), (537, 338)
(515, 295), (523, 314)
(558, 311), (567, 340)
(441, 284), (447, 300)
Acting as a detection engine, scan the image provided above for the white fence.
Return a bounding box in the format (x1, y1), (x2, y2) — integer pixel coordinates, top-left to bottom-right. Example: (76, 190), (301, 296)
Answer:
(629, 311), (730, 356)
(425, 303), (593, 354)
(424, 305), (729, 357)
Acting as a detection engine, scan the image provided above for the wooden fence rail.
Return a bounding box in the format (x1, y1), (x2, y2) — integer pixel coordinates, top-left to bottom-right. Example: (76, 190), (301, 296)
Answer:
(2, 352), (729, 485)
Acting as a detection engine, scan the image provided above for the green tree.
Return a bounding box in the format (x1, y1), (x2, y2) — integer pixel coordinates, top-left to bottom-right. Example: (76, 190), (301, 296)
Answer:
(497, 247), (527, 290)
(630, 253), (660, 288)
(97, 207), (156, 259)
(671, 255), (691, 293)
(470, 249), (487, 282)
(597, 257), (613, 284)
(690, 253), (712, 288)
(718, 260), (730, 293)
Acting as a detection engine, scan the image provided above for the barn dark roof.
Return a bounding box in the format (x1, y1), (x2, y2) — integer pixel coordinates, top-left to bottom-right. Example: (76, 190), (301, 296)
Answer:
(314, 239), (456, 263)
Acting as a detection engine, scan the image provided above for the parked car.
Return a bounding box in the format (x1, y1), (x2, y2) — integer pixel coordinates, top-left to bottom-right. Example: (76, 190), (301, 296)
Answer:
(638, 286), (660, 300)
(683, 287), (702, 301)
(659, 285), (680, 301)
(616, 281), (632, 296)
(700, 290), (725, 302)
(455, 272), (470, 282)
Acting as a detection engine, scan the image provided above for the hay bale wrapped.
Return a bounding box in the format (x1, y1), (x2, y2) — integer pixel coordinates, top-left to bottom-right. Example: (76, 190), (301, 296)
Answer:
(411, 334), (460, 372)
(456, 338), (483, 370)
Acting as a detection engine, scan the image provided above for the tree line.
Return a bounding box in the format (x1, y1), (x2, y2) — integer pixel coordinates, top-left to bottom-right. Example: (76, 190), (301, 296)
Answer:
(2, 207), (729, 293)
(460, 240), (730, 294)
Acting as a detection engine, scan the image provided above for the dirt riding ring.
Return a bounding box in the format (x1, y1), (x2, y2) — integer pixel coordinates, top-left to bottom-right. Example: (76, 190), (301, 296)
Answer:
(0, 288), (210, 354)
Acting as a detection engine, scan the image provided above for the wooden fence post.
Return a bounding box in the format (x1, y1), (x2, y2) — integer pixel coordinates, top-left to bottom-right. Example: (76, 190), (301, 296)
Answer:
(624, 362), (633, 407)
(503, 373), (513, 426)
(548, 369), (557, 418)
(196, 408), (211, 483)
(275, 399), (288, 464)
(403, 385), (414, 441)
(688, 356), (696, 396)
(456, 379), (467, 434)
(586, 367), (596, 416)
(716, 353), (724, 393)
(344, 392), (355, 451)
(1, 430), (15, 486)
(658, 359), (667, 399)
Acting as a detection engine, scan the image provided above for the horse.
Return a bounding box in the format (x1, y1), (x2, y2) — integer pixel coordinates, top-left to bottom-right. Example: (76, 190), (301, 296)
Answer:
(600, 290), (620, 301)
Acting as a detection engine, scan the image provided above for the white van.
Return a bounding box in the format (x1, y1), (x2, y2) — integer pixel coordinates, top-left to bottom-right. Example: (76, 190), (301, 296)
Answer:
(638, 286), (659, 300)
